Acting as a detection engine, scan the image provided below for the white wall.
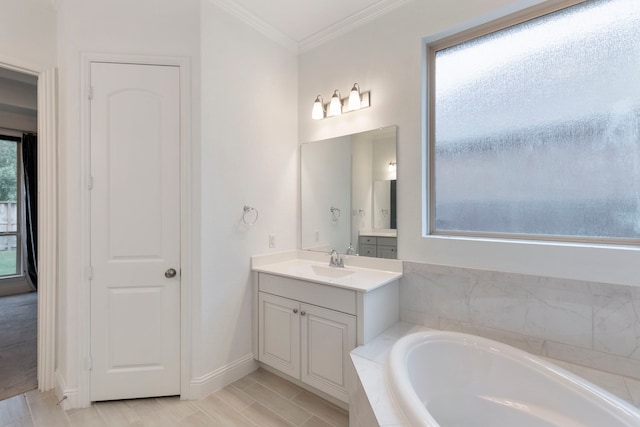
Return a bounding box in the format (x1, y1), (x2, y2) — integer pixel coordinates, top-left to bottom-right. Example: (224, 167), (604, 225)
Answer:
(0, 0), (55, 130)
(199, 1), (298, 381)
(298, 0), (640, 287)
(0, 0), (56, 71)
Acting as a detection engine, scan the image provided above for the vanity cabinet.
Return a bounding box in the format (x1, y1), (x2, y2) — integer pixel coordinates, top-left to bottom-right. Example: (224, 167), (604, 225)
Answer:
(251, 256), (402, 406)
(359, 235), (397, 259)
(257, 273), (357, 403)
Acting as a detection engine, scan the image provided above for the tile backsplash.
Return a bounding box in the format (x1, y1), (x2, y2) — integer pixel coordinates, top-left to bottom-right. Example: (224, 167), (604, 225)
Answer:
(400, 261), (640, 380)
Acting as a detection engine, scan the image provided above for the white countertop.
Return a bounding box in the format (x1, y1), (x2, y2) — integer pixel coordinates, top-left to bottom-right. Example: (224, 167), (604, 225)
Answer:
(359, 229), (397, 238)
(251, 250), (403, 293)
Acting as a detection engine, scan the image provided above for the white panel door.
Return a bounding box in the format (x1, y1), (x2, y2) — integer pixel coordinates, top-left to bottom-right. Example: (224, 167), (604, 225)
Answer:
(301, 304), (356, 402)
(90, 62), (181, 401)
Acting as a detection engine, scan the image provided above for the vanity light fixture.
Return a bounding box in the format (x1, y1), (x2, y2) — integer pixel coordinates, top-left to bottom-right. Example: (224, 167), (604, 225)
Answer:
(311, 83), (371, 120)
(312, 95), (325, 120)
(328, 90), (343, 117)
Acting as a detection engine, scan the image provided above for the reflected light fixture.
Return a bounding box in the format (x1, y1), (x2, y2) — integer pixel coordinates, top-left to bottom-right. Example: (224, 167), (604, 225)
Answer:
(311, 83), (370, 120)
(388, 161), (397, 180)
(312, 95), (324, 120)
(348, 83), (361, 110)
(328, 90), (342, 117)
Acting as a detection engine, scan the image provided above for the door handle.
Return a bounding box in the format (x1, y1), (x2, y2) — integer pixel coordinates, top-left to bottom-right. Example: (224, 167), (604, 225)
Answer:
(164, 268), (177, 278)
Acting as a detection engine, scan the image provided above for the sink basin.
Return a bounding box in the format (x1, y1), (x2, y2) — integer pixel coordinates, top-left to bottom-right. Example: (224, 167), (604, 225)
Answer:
(310, 265), (355, 279)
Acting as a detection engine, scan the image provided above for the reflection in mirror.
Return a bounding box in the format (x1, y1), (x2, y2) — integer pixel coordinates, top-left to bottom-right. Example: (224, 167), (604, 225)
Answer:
(373, 180), (396, 229)
(301, 126), (397, 258)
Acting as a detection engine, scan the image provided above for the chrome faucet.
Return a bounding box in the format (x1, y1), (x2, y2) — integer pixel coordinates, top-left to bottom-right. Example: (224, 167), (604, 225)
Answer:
(328, 249), (344, 268)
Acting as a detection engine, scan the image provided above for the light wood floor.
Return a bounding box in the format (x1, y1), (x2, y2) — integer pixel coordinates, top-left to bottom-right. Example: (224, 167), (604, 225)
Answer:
(0, 368), (348, 427)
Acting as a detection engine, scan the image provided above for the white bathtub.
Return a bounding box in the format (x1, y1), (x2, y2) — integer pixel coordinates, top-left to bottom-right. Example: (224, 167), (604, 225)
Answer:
(386, 331), (640, 427)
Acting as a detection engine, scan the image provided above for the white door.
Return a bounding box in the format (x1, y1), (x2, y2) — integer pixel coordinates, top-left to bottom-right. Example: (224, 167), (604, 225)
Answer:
(89, 62), (181, 401)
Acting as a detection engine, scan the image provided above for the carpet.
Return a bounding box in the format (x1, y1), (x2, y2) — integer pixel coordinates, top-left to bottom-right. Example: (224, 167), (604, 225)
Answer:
(0, 291), (37, 401)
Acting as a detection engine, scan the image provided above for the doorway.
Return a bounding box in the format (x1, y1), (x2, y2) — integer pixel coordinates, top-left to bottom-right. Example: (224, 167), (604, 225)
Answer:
(0, 67), (39, 401)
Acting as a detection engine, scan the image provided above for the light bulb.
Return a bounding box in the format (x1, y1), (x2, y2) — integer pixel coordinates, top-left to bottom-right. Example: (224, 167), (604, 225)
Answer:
(348, 83), (361, 111)
(328, 90), (342, 116)
(312, 95), (324, 120)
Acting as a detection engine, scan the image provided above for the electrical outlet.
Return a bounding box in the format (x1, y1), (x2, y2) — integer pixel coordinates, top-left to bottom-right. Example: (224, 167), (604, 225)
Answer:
(269, 234), (276, 248)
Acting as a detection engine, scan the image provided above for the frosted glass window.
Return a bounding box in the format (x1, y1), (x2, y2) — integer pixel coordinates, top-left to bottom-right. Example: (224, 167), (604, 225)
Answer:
(431, 0), (640, 242)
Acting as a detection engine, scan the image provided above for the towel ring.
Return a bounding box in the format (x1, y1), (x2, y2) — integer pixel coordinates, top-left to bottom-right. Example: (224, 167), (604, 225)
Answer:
(242, 205), (259, 225)
(330, 206), (341, 222)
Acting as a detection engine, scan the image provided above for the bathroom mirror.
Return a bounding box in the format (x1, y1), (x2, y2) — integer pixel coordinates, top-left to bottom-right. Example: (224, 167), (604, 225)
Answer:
(301, 125), (397, 257)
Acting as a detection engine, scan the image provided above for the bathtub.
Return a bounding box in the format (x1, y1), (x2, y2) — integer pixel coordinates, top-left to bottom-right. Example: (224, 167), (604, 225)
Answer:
(386, 331), (640, 427)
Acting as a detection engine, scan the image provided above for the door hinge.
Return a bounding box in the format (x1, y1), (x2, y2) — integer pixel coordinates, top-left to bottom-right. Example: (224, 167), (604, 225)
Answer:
(87, 266), (94, 281)
(87, 355), (93, 371)
(88, 175), (94, 190)
(88, 86), (94, 100)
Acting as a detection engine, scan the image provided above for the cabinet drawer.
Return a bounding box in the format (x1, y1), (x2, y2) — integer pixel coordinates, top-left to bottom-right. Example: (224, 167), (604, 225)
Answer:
(259, 273), (356, 315)
(377, 237), (397, 246)
(360, 244), (377, 257)
(360, 236), (376, 245)
(377, 246), (397, 259)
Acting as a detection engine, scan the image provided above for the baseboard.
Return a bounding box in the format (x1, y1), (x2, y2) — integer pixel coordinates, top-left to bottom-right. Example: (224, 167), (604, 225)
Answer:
(55, 370), (79, 410)
(188, 354), (258, 399)
(0, 278), (32, 297)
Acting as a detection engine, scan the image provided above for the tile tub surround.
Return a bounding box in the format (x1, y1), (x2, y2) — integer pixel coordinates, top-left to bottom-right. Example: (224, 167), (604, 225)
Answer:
(349, 322), (640, 427)
(400, 261), (640, 381)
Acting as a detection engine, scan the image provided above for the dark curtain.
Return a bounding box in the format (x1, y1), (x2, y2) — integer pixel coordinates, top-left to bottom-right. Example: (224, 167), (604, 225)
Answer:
(22, 133), (37, 290)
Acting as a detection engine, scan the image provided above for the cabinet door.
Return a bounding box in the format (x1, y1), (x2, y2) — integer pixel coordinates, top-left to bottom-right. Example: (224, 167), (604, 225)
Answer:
(300, 304), (356, 402)
(258, 293), (300, 378)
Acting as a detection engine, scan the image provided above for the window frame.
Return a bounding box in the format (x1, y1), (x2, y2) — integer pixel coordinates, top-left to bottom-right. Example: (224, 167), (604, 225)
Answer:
(0, 135), (24, 279)
(425, 0), (640, 246)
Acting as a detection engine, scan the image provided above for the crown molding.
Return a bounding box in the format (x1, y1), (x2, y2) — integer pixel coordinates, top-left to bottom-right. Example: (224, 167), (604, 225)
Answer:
(209, 0), (299, 52)
(298, 0), (412, 53)
(210, 0), (412, 54)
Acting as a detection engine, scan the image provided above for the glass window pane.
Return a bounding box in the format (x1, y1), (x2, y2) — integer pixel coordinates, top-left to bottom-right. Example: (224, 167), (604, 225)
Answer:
(0, 235), (18, 276)
(0, 139), (18, 203)
(0, 138), (19, 277)
(433, 0), (640, 240)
